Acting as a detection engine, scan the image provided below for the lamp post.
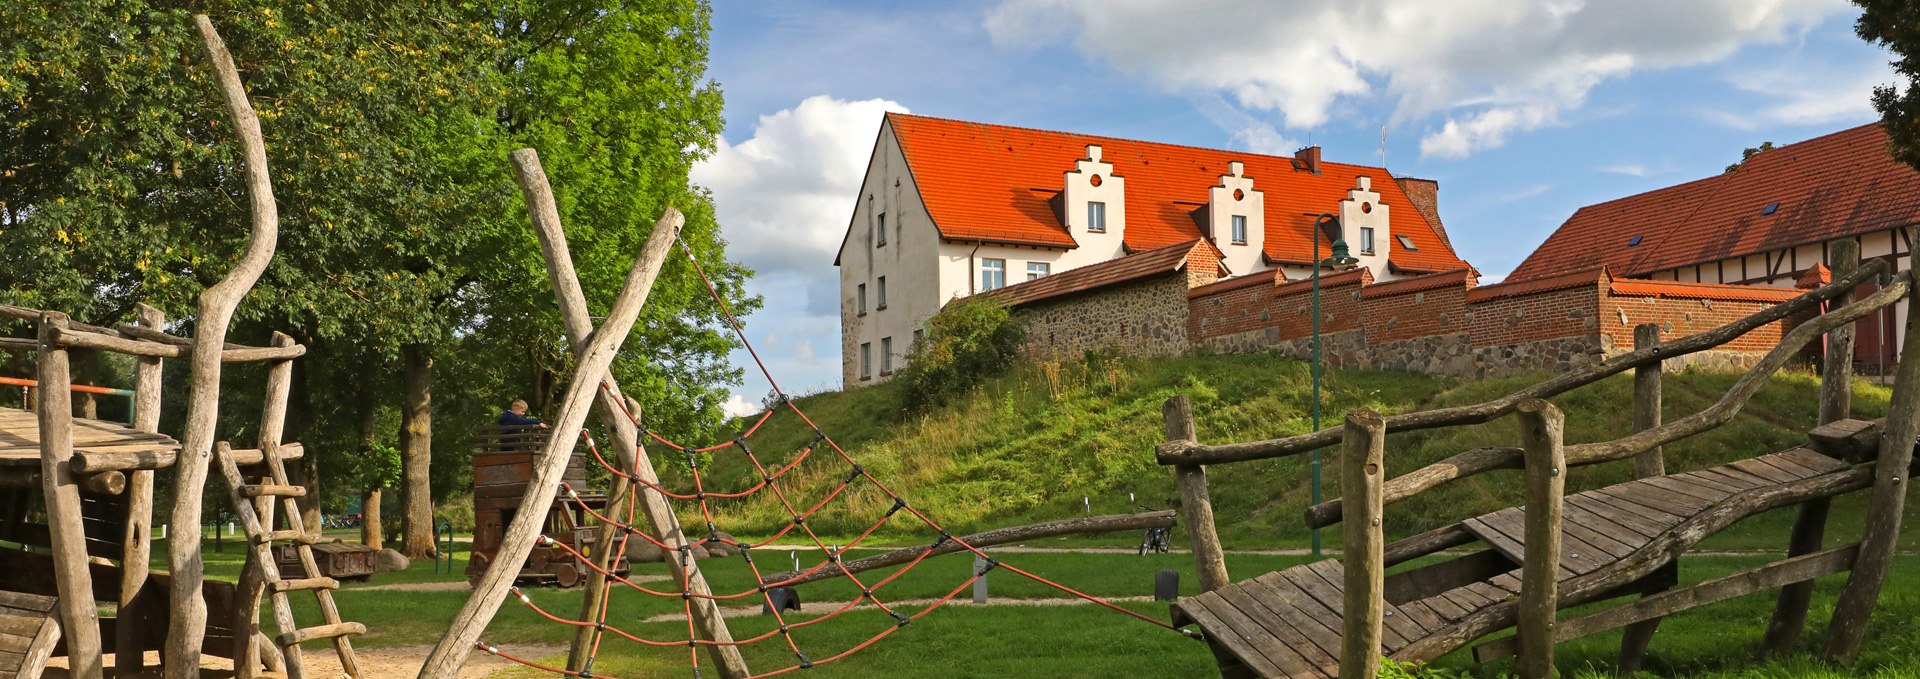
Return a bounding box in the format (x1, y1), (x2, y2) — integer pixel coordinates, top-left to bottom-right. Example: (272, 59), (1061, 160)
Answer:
(1309, 212), (1358, 556)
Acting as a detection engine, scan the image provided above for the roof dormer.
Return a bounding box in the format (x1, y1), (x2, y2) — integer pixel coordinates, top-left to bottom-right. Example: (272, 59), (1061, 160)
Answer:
(1338, 176), (1391, 274)
(1064, 143), (1126, 259)
(1208, 161), (1265, 275)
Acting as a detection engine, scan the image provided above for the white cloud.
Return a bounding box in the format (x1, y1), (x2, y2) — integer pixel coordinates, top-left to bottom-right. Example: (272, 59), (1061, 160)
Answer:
(986, 0), (1851, 158)
(721, 393), (761, 419)
(694, 95), (910, 279)
(1708, 60), (1893, 130)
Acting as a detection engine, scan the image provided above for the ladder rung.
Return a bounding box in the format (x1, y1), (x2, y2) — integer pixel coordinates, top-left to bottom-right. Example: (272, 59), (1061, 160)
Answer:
(238, 484), (307, 498)
(276, 621), (365, 646)
(269, 577), (339, 593)
(256, 530), (321, 545)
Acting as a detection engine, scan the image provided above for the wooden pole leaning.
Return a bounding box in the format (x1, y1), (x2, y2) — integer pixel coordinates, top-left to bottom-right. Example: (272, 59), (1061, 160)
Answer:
(1163, 395), (1229, 593)
(417, 195), (685, 679)
(234, 332), (298, 678)
(1765, 238), (1857, 656)
(1617, 322), (1666, 672)
(1824, 245), (1920, 659)
(115, 304), (163, 677)
(39, 313), (105, 679)
(168, 17), (282, 678)
(1515, 399), (1565, 679)
(508, 148), (747, 678)
(1339, 410), (1386, 679)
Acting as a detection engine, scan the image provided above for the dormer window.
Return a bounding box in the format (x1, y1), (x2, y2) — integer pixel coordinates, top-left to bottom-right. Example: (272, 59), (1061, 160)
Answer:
(1395, 234), (1418, 251)
(1088, 202), (1107, 233)
(1231, 215), (1247, 245)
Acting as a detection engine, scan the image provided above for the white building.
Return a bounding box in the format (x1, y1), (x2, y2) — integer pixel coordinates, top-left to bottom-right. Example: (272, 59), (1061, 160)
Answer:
(835, 114), (1471, 386)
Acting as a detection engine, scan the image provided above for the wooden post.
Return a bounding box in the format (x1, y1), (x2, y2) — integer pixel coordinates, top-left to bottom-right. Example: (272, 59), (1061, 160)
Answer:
(235, 332), (296, 678)
(116, 304), (162, 677)
(1164, 396), (1229, 593)
(1766, 238), (1857, 656)
(508, 149), (747, 678)
(1825, 243), (1919, 659)
(1516, 398), (1564, 679)
(1339, 410), (1386, 679)
(39, 313), (105, 679)
(417, 199), (685, 678)
(169, 17), (282, 678)
(1618, 323), (1665, 671)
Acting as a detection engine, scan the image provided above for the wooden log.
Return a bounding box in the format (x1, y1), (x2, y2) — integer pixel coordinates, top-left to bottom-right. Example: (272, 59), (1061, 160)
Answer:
(1763, 242), (1858, 658)
(1340, 410), (1386, 679)
(50, 326), (303, 363)
(760, 510), (1177, 586)
(116, 303), (162, 677)
(1382, 522), (1476, 567)
(1165, 396), (1229, 593)
(70, 443), (302, 474)
(1157, 259), (1890, 467)
(167, 17), (282, 679)
(0, 337), (35, 352)
(38, 314), (105, 679)
(1392, 465), (1874, 664)
(1307, 272), (1915, 528)
(503, 150), (745, 677)
(418, 194), (683, 679)
(1807, 418), (1884, 463)
(1825, 233), (1920, 659)
(1618, 323), (1667, 672)
(1516, 399), (1564, 679)
(237, 332), (297, 679)
(1476, 544), (1861, 662)
(276, 622), (365, 647)
(0, 470), (121, 494)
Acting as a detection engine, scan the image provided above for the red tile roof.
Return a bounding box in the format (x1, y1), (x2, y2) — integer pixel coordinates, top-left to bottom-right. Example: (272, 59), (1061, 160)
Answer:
(1185, 269), (1282, 299)
(1467, 267), (1610, 303)
(981, 239), (1214, 308)
(887, 113), (1470, 273)
(1795, 262), (1831, 289)
(1272, 266), (1373, 298)
(1607, 279), (1803, 303)
(1512, 124), (1920, 282)
(1362, 268), (1478, 298)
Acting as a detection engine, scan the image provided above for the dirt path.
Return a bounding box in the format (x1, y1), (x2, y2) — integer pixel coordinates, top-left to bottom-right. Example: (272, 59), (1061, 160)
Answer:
(47, 645), (564, 679)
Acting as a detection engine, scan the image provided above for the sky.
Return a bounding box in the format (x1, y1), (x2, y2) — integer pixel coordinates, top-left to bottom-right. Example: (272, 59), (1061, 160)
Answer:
(692, 0), (1896, 415)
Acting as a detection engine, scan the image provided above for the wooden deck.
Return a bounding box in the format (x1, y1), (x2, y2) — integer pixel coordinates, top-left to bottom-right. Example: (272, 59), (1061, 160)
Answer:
(1171, 449), (1853, 678)
(0, 407), (178, 468)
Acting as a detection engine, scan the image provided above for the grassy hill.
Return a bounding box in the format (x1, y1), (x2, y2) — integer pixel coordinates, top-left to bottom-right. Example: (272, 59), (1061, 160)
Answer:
(670, 351), (1910, 552)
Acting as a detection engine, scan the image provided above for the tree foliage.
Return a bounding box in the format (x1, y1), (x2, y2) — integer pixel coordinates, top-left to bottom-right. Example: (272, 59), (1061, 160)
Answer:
(897, 298), (1025, 411)
(1858, 0), (1920, 170)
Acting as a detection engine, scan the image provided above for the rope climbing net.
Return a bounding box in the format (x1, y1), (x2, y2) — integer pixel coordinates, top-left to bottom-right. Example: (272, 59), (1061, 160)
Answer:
(477, 240), (1177, 678)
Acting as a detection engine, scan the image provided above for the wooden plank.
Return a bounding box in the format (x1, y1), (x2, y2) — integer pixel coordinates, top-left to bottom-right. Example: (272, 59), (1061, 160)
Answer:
(1627, 478), (1719, 510)
(1178, 595), (1288, 678)
(1475, 544), (1861, 662)
(1566, 495), (1665, 539)
(1286, 564), (1410, 651)
(1663, 472), (1743, 496)
(1589, 486), (1693, 522)
(1310, 559), (1421, 652)
(1557, 511), (1637, 558)
(1749, 452), (1823, 478)
(1726, 458), (1802, 484)
(1477, 510), (1591, 575)
(1414, 588), (1469, 621)
(1692, 467), (1772, 490)
(15, 613), (57, 679)
(1774, 448), (1851, 475)
(1219, 584), (1337, 675)
(1188, 593), (1292, 678)
(1250, 572), (1348, 663)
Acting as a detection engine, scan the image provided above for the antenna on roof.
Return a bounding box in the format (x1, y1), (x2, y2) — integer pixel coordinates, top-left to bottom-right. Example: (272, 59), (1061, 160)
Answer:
(1381, 125), (1388, 169)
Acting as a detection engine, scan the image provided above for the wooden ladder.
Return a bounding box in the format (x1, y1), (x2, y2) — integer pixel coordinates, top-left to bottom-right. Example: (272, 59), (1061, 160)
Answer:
(215, 440), (364, 679)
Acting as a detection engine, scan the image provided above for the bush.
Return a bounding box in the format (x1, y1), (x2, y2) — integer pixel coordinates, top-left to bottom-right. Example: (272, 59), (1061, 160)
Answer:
(897, 297), (1024, 411)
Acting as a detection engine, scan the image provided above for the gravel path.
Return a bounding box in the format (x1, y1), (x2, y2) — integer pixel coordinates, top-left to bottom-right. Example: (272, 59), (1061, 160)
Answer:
(46, 645), (564, 679)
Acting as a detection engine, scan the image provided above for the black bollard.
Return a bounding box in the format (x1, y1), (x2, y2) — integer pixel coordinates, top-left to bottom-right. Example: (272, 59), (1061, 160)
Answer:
(1154, 569), (1180, 601)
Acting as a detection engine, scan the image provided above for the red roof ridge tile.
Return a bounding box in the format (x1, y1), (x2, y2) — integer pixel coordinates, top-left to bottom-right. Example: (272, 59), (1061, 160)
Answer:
(1362, 268), (1477, 298)
(1467, 267), (1610, 302)
(1273, 267), (1373, 297)
(1608, 278), (1803, 303)
(1796, 263), (1832, 289)
(1185, 270), (1280, 298)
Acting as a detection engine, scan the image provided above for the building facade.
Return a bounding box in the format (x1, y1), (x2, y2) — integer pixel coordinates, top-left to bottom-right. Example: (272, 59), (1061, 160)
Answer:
(836, 113), (1471, 386)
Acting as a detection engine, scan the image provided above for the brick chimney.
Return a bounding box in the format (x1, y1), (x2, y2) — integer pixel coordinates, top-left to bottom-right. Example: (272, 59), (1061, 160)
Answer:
(1393, 176), (1453, 252)
(1294, 146), (1321, 175)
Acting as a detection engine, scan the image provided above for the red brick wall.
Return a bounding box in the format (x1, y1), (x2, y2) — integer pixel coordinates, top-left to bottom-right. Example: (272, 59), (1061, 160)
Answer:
(1363, 282), (1470, 342)
(1599, 295), (1793, 352)
(1467, 285), (1602, 348)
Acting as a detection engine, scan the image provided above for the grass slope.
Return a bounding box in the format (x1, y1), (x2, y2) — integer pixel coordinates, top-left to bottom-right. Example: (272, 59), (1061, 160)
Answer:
(679, 352), (1912, 552)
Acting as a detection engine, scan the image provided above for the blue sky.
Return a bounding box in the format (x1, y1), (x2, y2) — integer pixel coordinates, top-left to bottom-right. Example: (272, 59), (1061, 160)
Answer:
(693, 0), (1895, 413)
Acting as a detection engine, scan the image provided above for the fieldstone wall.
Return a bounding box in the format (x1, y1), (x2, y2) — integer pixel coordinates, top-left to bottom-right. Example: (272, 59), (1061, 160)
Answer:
(1017, 273), (1191, 359)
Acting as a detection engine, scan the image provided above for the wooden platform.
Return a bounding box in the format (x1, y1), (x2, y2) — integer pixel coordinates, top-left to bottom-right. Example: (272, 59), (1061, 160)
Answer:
(0, 407), (178, 468)
(1171, 449), (1853, 678)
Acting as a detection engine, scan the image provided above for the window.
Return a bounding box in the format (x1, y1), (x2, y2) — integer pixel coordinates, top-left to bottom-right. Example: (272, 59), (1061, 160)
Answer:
(1027, 262), (1050, 281)
(1231, 215), (1247, 245)
(1395, 234), (1418, 251)
(860, 342), (872, 379)
(1087, 201), (1106, 233)
(857, 283), (867, 315)
(876, 212), (887, 246)
(1359, 227), (1375, 255)
(982, 258), (1006, 291)
(877, 276), (888, 310)
(881, 337), (893, 374)
(913, 329), (924, 348)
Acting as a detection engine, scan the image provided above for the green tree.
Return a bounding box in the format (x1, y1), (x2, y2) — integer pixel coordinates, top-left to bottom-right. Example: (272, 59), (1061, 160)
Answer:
(1858, 0), (1920, 170)
(1724, 141), (1775, 173)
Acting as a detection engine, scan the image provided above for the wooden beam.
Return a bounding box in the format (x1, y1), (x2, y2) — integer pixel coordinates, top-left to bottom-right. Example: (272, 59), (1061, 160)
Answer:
(761, 510), (1177, 587)
(1475, 544), (1860, 662)
(71, 442), (302, 474)
(50, 326), (303, 363)
(1166, 396), (1229, 593)
(418, 190), (683, 678)
(167, 16), (283, 679)
(38, 313), (105, 679)
(1515, 399), (1565, 679)
(1382, 522), (1476, 568)
(1619, 322), (1667, 672)
(1340, 410), (1386, 679)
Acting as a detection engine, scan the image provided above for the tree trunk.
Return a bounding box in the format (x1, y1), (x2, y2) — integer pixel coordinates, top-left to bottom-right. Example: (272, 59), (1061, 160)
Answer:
(362, 488), (383, 549)
(400, 343), (434, 559)
(290, 337), (322, 531)
(71, 347), (98, 420)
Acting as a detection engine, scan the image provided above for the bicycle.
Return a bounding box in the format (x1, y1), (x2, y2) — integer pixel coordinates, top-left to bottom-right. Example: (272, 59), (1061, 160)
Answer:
(1136, 505), (1170, 555)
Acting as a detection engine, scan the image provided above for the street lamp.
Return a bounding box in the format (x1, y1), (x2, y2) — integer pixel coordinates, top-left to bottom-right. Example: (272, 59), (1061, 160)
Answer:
(1309, 212), (1358, 556)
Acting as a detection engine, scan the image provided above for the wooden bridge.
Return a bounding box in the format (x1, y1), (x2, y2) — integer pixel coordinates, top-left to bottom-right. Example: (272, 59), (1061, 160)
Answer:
(1155, 239), (1920, 678)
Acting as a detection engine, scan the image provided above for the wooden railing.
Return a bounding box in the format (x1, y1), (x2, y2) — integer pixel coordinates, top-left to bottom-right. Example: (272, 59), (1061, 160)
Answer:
(1159, 237), (1920, 678)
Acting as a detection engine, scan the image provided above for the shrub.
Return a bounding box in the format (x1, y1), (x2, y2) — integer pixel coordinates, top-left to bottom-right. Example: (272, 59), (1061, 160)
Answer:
(898, 297), (1025, 411)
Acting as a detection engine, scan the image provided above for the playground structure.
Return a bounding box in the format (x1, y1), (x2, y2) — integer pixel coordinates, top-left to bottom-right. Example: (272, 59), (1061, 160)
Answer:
(0, 16), (363, 679)
(1155, 237), (1920, 678)
(467, 424), (631, 588)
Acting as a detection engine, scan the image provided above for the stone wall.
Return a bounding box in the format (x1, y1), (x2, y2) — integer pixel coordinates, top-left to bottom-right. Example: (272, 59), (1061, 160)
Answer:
(1016, 272), (1193, 359)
